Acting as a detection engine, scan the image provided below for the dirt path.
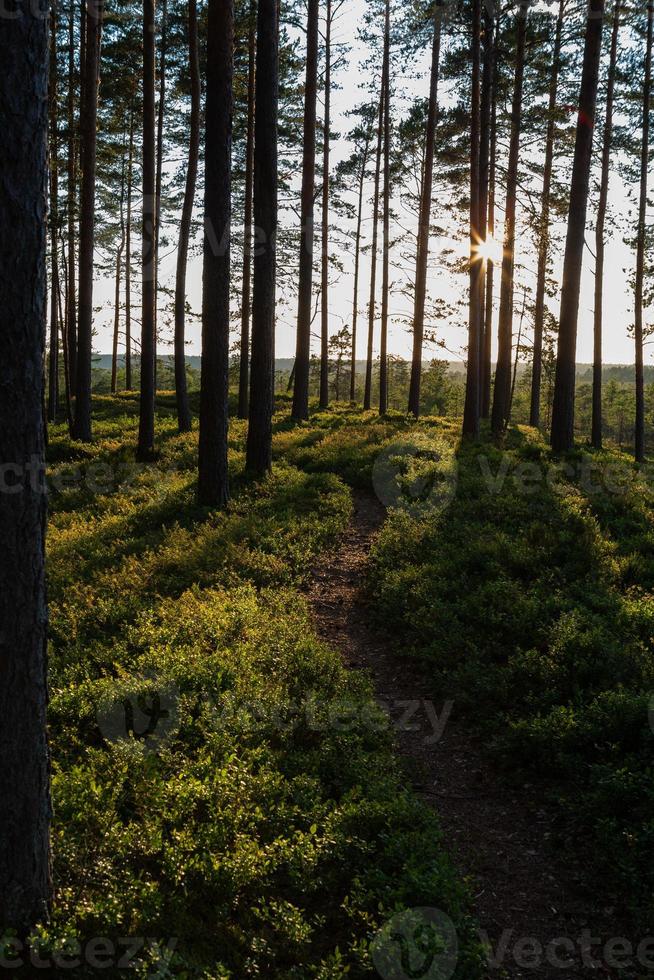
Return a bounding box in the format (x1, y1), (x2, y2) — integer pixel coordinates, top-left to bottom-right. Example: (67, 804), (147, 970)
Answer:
(306, 492), (626, 980)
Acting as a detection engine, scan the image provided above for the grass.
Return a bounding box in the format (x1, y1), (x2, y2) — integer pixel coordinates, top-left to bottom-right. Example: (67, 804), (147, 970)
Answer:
(18, 395), (483, 979)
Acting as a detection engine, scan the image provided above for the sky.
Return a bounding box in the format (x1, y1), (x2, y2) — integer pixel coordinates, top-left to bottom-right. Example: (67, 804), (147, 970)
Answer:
(90, 0), (647, 368)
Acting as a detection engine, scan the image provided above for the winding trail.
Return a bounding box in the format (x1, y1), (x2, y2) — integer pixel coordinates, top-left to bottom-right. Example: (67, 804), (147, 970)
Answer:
(306, 492), (625, 980)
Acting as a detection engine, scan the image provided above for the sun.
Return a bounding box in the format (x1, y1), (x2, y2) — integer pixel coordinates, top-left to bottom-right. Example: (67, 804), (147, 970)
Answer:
(475, 235), (504, 265)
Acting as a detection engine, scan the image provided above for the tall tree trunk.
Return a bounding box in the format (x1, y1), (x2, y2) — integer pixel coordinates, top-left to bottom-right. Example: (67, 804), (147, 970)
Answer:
(198, 0), (233, 505)
(0, 1), (51, 933)
(138, 0), (157, 460)
(125, 96), (134, 390)
(408, 1), (441, 418)
(291, 0), (319, 421)
(319, 0), (332, 409)
(481, 9), (499, 418)
(477, 4), (493, 408)
(154, 0), (167, 390)
(491, 3), (527, 435)
(66, 0), (77, 404)
(550, 0), (605, 453)
(635, 1), (653, 463)
(379, 0), (391, 416)
(592, 0), (621, 449)
(174, 0), (200, 433)
(462, 0), (482, 437)
(48, 1), (60, 423)
(364, 81), (385, 410)
(73, 0), (103, 441)
(111, 148), (127, 394)
(246, 0), (278, 474)
(238, 0), (256, 420)
(530, 0), (564, 429)
(350, 134), (371, 402)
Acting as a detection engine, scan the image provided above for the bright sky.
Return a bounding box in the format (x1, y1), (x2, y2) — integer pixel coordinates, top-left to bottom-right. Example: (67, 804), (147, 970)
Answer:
(91, 0), (646, 368)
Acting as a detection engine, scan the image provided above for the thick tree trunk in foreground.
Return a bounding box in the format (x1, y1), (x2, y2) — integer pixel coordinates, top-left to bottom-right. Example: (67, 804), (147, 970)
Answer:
(0, 3), (51, 933)
(319, 0), (332, 409)
(138, 0), (157, 460)
(66, 0), (77, 405)
(592, 0), (621, 449)
(364, 82), (385, 411)
(634, 1), (653, 463)
(408, 3), (441, 418)
(125, 97), (134, 390)
(48, 2), (60, 422)
(379, 0), (391, 416)
(551, 0), (604, 453)
(350, 134), (371, 402)
(74, 0), (103, 441)
(462, 0), (482, 437)
(491, 3), (527, 435)
(174, 0), (200, 433)
(238, 0), (256, 420)
(530, 0), (564, 429)
(198, 0), (233, 505)
(291, 0), (319, 421)
(246, 0), (278, 475)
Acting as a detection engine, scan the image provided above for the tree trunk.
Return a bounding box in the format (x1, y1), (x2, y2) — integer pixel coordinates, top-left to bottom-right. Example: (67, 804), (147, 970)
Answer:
(291, 0), (319, 421)
(174, 0), (200, 433)
(111, 148), (127, 394)
(238, 0), (256, 420)
(477, 4), (493, 410)
(350, 134), (371, 402)
(154, 0), (167, 390)
(138, 0), (157, 460)
(73, 0), (103, 441)
(66, 0), (77, 405)
(125, 96), (134, 390)
(491, 3), (527, 435)
(246, 0), (278, 474)
(0, 2), (51, 933)
(408, 2), (441, 418)
(550, 0), (605, 453)
(379, 0), (391, 417)
(462, 0), (482, 437)
(364, 81), (385, 410)
(634, 1), (653, 463)
(530, 0), (564, 429)
(319, 0), (332, 409)
(48, 1), (60, 423)
(198, 0), (233, 505)
(481, 9), (499, 418)
(592, 0), (621, 449)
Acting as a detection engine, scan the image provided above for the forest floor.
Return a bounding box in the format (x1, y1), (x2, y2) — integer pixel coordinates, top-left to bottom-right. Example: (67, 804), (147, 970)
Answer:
(307, 491), (627, 980)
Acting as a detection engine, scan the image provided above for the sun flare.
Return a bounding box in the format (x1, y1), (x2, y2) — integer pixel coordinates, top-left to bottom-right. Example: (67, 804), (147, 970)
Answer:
(475, 234), (504, 265)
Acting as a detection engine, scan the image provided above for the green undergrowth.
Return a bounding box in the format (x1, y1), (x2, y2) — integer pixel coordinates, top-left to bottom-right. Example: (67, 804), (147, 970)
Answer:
(24, 396), (482, 979)
(365, 420), (654, 926)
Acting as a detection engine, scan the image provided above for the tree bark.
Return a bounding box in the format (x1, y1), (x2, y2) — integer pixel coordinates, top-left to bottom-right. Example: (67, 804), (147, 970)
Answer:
(48, 1), (60, 423)
(66, 0), (77, 405)
(350, 133), (371, 402)
(0, 0), (52, 933)
(477, 3), (493, 413)
(364, 81), (385, 410)
(462, 0), (482, 437)
(408, 2), (441, 418)
(634, 1), (653, 463)
(198, 0), (233, 505)
(491, 3), (527, 435)
(111, 147), (127, 394)
(246, 0), (278, 474)
(174, 0), (200, 433)
(153, 0), (167, 390)
(591, 0), (621, 449)
(291, 0), (319, 420)
(238, 0), (256, 420)
(319, 0), (332, 409)
(73, 0), (103, 441)
(379, 0), (391, 416)
(125, 95), (134, 390)
(530, 0), (564, 429)
(138, 0), (157, 460)
(550, 0), (604, 453)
